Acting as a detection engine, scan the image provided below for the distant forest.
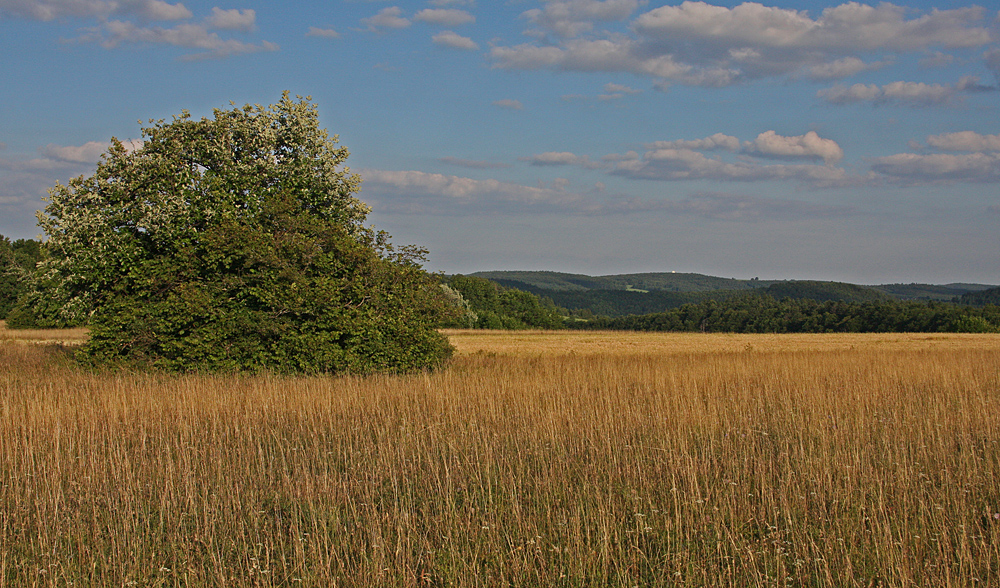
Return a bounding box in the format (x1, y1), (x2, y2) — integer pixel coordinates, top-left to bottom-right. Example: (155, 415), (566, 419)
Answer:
(446, 272), (1000, 333)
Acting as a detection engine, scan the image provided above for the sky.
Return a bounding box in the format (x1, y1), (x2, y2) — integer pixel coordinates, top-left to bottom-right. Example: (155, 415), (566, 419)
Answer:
(1, 0), (999, 284)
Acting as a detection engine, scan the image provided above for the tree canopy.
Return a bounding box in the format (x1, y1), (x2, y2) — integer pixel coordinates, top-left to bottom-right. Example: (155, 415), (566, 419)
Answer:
(12, 94), (454, 373)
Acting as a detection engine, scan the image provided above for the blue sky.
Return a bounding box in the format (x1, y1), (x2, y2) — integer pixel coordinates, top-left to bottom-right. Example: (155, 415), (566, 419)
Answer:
(2, 0), (998, 284)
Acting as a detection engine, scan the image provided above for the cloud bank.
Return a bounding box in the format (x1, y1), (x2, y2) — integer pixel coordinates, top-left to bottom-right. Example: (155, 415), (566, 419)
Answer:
(491, 1), (995, 88)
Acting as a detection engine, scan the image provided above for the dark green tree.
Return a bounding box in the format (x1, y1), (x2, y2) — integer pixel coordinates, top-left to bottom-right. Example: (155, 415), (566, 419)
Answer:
(13, 94), (454, 373)
(0, 236), (43, 320)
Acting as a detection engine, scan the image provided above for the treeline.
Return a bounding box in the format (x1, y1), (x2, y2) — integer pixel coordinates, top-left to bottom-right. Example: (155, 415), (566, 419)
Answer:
(0, 236), (44, 319)
(571, 294), (1000, 334)
(493, 279), (890, 318)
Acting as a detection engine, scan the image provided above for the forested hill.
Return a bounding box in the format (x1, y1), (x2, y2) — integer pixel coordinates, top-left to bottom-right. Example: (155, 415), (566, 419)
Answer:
(472, 271), (776, 292)
(470, 271), (994, 318)
(472, 270), (993, 300)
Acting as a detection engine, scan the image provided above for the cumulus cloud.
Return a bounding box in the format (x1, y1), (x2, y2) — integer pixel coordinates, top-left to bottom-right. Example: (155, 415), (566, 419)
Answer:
(644, 133), (740, 152)
(48, 2), (279, 59)
(520, 152), (600, 168)
(925, 131), (1000, 152)
(40, 141), (110, 164)
(806, 57), (887, 81)
(516, 131), (850, 185)
(870, 152), (1000, 183)
(414, 8), (474, 26)
(633, 2), (989, 52)
(0, 139), (142, 173)
(493, 99), (523, 110)
(206, 7), (255, 31)
(432, 31), (478, 51)
(522, 0), (643, 39)
(306, 27), (341, 39)
(744, 131), (843, 164)
(81, 20), (278, 59)
(817, 80), (978, 106)
(0, 0), (191, 21)
(604, 83), (640, 94)
(610, 147), (855, 187)
(359, 169), (602, 214)
(491, 1), (994, 88)
(140, 0), (191, 21)
(362, 7), (411, 31)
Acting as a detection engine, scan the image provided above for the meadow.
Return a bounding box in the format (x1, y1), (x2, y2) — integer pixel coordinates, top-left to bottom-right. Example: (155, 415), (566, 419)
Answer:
(1, 325), (999, 586)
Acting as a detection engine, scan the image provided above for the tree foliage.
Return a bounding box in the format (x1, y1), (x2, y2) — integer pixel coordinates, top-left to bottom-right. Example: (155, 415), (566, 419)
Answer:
(441, 275), (566, 329)
(14, 94), (453, 373)
(0, 236), (43, 319)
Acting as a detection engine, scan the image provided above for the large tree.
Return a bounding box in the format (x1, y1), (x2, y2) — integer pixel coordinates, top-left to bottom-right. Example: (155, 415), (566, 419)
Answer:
(13, 94), (454, 373)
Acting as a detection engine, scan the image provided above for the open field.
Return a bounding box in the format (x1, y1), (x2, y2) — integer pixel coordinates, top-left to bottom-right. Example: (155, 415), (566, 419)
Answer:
(0, 320), (88, 346)
(2, 330), (999, 586)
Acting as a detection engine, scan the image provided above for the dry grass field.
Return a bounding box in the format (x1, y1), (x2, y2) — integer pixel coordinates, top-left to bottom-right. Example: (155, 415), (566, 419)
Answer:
(1, 327), (999, 586)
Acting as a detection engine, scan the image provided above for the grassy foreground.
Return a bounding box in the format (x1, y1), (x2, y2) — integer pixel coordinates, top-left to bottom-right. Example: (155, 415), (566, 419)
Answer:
(1, 330), (999, 587)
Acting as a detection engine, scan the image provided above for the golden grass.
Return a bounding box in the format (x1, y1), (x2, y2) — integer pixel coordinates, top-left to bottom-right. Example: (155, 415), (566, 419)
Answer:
(1, 331), (999, 586)
(0, 320), (89, 346)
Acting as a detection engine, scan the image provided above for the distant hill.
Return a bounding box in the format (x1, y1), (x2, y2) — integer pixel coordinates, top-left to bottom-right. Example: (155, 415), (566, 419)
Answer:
(873, 283), (993, 301)
(765, 281), (891, 303)
(472, 271), (775, 292)
(468, 271), (995, 318)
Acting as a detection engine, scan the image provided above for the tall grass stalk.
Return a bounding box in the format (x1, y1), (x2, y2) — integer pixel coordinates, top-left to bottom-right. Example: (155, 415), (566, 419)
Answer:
(1, 333), (999, 586)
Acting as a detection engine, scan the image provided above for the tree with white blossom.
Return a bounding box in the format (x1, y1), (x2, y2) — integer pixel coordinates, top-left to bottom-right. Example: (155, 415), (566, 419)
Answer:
(11, 93), (454, 373)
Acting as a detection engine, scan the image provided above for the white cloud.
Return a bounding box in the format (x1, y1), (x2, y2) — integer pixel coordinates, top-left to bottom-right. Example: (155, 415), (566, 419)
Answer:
(641, 131), (841, 163)
(0, 139), (142, 172)
(139, 0), (190, 20)
(306, 27), (341, 39)
(644, 133), (740, 152)
(520, 152), (597, 167)
(610, 147), (854, 187)
(359, 169), (601, 214)
(0, 0), (191, 21)
(523, 0), (642, 39)
(744, 130), (843, 164)
(816, 83), (882, 103)
(633, 2), (989, 52)
(870, 152), (1000, 183)
(925, 131), (1000, 152)
(432, 31), (478, 51)
(603, 83), (640, 94)
(806, 57), (885, 81)
(40, 141), (109, 164)
(80, 20), (278, 59)
(491, 1), (994, 88)
(818, 80), (970, 106)
(414, 8), (474, 27)
(206, 7), (255, 31)
(493, 99), (523, 110)
(362, 7), (411, 31)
